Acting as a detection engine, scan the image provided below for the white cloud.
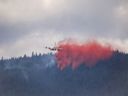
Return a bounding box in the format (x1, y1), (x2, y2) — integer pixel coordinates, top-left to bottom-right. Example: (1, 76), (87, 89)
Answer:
(98, 38), (128, 53)
(0, 30), (65, 58)
(0, 0), (128, 57)
(0, 0), (69, 23)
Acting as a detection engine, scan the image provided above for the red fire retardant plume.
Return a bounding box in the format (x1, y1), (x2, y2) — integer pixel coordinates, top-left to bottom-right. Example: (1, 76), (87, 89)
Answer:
(55, 41), (113, 70)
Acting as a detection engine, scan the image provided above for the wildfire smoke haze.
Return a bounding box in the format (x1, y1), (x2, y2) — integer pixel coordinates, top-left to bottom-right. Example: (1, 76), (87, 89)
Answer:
(55, 40), (114, 70)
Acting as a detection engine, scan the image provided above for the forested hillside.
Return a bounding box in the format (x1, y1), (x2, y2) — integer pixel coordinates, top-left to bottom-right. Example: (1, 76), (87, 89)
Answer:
(0, 51), (128, 96)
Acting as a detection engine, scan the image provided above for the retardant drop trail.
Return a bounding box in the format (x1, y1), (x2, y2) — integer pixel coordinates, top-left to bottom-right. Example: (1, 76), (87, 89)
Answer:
(55, 40), (114, 70)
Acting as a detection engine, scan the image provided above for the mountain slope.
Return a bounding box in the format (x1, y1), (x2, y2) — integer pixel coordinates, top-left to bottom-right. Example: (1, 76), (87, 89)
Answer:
(0, 51), (128, 96)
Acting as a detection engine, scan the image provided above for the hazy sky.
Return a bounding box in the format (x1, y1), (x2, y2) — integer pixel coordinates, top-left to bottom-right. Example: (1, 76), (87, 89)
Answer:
(0, 0), (128, 58)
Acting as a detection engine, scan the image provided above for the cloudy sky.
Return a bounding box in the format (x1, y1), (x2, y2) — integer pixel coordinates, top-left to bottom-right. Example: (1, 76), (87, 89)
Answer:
(0, 0), (128, 58)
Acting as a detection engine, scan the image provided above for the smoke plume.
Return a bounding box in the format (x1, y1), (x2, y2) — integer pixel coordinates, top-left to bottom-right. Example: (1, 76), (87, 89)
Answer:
(55, 40), (113, 70)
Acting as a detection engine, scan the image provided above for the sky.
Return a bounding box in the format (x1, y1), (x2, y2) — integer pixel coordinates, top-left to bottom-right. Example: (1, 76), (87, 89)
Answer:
(0, 0), (128, 58)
